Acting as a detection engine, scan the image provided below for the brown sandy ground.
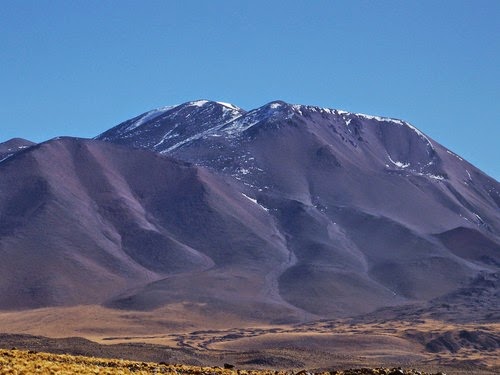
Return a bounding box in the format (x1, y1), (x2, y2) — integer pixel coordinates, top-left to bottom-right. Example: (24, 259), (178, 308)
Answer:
(0, 306), (498, 374)
(0, 348), (447, 375)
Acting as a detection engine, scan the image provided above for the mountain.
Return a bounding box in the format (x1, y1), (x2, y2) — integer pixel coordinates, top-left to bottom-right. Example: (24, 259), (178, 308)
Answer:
(96, 100), (500, 319)
(0, 100), (498, 326)
(0, 137), (304, 322)
(0, 138), (35, 161)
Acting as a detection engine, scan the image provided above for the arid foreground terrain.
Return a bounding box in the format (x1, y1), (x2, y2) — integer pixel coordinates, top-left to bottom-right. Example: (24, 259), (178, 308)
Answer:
(0, 307), (498, 375)
(0, 348), (452, 375)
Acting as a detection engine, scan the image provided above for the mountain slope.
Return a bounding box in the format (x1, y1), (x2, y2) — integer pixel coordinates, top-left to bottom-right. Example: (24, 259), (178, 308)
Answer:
(0, 137), (304, 321)
(97, 100), (500, 319)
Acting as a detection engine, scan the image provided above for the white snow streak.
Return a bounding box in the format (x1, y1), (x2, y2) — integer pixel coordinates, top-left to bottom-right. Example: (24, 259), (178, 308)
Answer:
(474, 213), (485, 225)
(446, 149), (463, 161)
(153, 125), (180, 149)
(242, 193), (269, 212)
(291, 104), (303, 115)
(189, 100), (209, 107)
(427, 174), (445, 180)
(394, 161), (410, 168)
(222, 115), (259, 136)
(387, 154), (410, 168)
(216, 101), (241, 111)
(0, 154), (13, 164)
(124, 106), (175, 133)
(416, 172), (445, 180)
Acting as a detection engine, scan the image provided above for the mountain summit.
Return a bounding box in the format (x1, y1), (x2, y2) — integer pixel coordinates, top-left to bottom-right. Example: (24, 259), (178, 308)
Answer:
(0, 100), (498, 324)
(98, 100), (246, 153)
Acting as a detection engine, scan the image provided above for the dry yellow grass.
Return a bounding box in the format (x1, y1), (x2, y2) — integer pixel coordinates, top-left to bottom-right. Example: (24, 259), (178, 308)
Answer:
(0, 348), (448, 375)
(0, 348), (289, 375)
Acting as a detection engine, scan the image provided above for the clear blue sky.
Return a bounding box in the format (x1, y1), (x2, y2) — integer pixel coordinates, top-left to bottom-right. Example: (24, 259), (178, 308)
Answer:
(1, 1), (499, 180)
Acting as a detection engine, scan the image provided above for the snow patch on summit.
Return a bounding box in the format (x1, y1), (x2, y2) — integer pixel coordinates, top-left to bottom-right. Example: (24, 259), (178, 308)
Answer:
(288, 104), (433, 149)
(353, 113), (406, 127)
(123, 105), (176, 133)
(221, 106), (274, 136)
(217, 101), (242, 111)
(188, 100), (210, 107)
(300, 104), (435, 152)
(354, 113), (434, 149)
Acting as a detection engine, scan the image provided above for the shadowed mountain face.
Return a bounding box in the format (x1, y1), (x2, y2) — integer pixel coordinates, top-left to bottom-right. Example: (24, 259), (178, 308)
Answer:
(0, 100), (498, 324)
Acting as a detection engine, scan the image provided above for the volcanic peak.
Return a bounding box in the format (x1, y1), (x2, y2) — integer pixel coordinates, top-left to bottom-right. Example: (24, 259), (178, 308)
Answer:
(98, 99), (433, 146)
